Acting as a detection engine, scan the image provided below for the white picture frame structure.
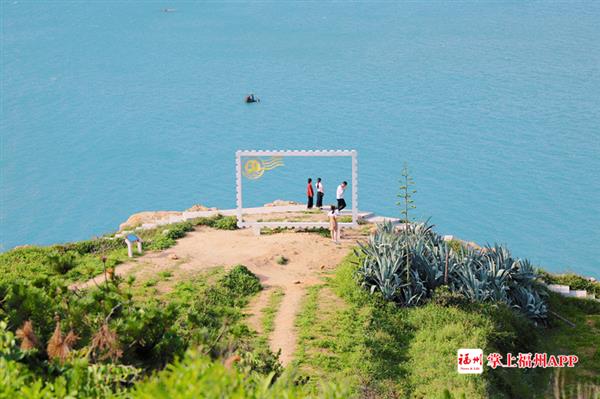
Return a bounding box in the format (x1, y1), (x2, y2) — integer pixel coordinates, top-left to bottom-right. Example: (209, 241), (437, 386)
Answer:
(236, 150), (358, 229)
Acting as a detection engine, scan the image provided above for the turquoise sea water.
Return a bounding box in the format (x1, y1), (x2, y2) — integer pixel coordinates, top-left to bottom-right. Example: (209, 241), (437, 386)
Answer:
(1, 2), (599, 277)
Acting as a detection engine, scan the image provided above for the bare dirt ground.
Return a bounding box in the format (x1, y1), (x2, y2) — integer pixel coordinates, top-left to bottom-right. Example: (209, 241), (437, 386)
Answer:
(71, 225), (366, 366)
(242, 210), (330, 223)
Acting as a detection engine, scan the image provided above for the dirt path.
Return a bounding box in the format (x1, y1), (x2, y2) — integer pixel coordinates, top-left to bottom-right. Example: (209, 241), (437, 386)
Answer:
(71, 226), (363, 366)
(271, 285), (304, 365)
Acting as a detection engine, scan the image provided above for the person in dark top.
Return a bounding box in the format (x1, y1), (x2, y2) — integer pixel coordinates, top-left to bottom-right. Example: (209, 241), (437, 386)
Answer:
(336, 181), (347, 211)
(316, 178), (324, 209)
(306, 178), (314, 209)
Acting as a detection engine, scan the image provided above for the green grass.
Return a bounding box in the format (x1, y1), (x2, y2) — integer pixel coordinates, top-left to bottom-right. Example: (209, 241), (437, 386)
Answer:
(542, 294), (600, 388)
(260, 227), (289, 235)
(143, 278), (158, 287)
(158, 270), (173, 280)
(302, 209), (322, 214)
(0, 241), (131, 284)
(138, 215), (237, 251)
(260, 226), (331, 238)
(260, 215), (313, 222)
(304, 227), (331, 238)
(294, 283), (369, 396)
(261, 288), (285, 336)
(0, 216), (234, 286)
(293, 252), (587, 398)
(162, 267), (225, 303)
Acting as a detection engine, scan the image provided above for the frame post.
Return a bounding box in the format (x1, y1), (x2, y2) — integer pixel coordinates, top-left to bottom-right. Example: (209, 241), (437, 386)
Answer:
(351, 150), (358, 227)
(235, 151), (243, 227)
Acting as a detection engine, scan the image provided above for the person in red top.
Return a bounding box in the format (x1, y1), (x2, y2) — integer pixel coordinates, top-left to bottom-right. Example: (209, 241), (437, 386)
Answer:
(306, 178), (314, 209)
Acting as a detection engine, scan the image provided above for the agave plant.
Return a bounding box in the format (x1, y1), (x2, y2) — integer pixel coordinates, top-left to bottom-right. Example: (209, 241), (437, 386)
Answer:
(356, 221), (548, 321)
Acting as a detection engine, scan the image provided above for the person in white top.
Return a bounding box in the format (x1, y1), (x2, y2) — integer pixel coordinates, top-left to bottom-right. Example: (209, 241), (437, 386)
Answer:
(328, 205), (340, 243)
(316, 178), (324, 209)
(336, 181), (347, 211)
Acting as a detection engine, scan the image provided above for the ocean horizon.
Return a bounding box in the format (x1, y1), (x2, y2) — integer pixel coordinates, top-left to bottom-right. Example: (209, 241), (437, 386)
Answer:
(1, 2), (599, 277)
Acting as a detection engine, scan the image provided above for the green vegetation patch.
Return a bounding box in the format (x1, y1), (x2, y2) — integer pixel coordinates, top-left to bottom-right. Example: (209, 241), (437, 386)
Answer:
(261, 288), (285, 337)
(0, 240), (130, 284)
(128, 349), (350, 398)
(337, 215), (353, 223)
(539, 271), (600, 297)
(294, 284), (368, 395)
(138, 215), (237, 251)
(275, 256), (288, 265)
(0, 262), (275, 398)
(294, 253), (558, 398)
(0, 215), (235, 286)
(542, 293), (600, 389)
(190, 214), (238, 230)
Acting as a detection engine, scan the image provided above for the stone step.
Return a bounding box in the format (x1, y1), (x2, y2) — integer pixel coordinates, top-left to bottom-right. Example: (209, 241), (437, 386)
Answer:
(547, 284), (571, 294)
(567, 290), (588, 298)
(363, 215), (402, 225)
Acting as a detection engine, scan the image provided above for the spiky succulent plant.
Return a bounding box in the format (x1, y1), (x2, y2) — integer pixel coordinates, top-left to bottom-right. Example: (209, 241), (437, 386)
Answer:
(356, 221), (547, 321)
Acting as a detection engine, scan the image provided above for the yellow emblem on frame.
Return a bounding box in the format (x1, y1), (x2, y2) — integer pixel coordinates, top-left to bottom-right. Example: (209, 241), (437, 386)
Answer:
(243, 157), (284, 179)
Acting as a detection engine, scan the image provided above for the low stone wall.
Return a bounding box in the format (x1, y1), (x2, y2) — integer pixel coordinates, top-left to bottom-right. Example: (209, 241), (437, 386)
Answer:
(547, 284), (596, 300)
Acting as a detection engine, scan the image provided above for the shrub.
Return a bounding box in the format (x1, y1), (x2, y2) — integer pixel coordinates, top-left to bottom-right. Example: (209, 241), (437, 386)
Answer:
(148, 235), (176, 251)
(212, 216), (238, 230)
(191, 214), (223, 227)
(430, 285), (470, 308)
(47, 251), (77, 274)
(129, 350), (349, 398)
(275, 256), (288, 265)
(446, 239), (465, 257)
(164, 222), (194, 240)
(0, 279), (61, 342)
(190, 215), (238, 230)
(220, 265), (262, 298)
(62, 238), (126, 255)
(0, 249), (273, 396)
(0, 321), (141, 398)
(236, 342), (284, 377)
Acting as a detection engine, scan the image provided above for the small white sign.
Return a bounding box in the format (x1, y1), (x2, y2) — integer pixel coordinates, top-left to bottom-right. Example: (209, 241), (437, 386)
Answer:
(457, 348), (483, 374)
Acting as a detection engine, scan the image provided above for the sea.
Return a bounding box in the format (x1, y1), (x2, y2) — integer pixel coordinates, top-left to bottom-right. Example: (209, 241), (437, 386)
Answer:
(1, 2), (599, 277)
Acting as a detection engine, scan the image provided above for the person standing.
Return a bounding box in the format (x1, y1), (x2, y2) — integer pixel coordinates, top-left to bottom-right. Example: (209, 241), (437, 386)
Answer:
(336, 181), (347, 211)
(316, 178), (324, 209)
(328, 205), (340, 243)
(306, 178), (314, 209)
